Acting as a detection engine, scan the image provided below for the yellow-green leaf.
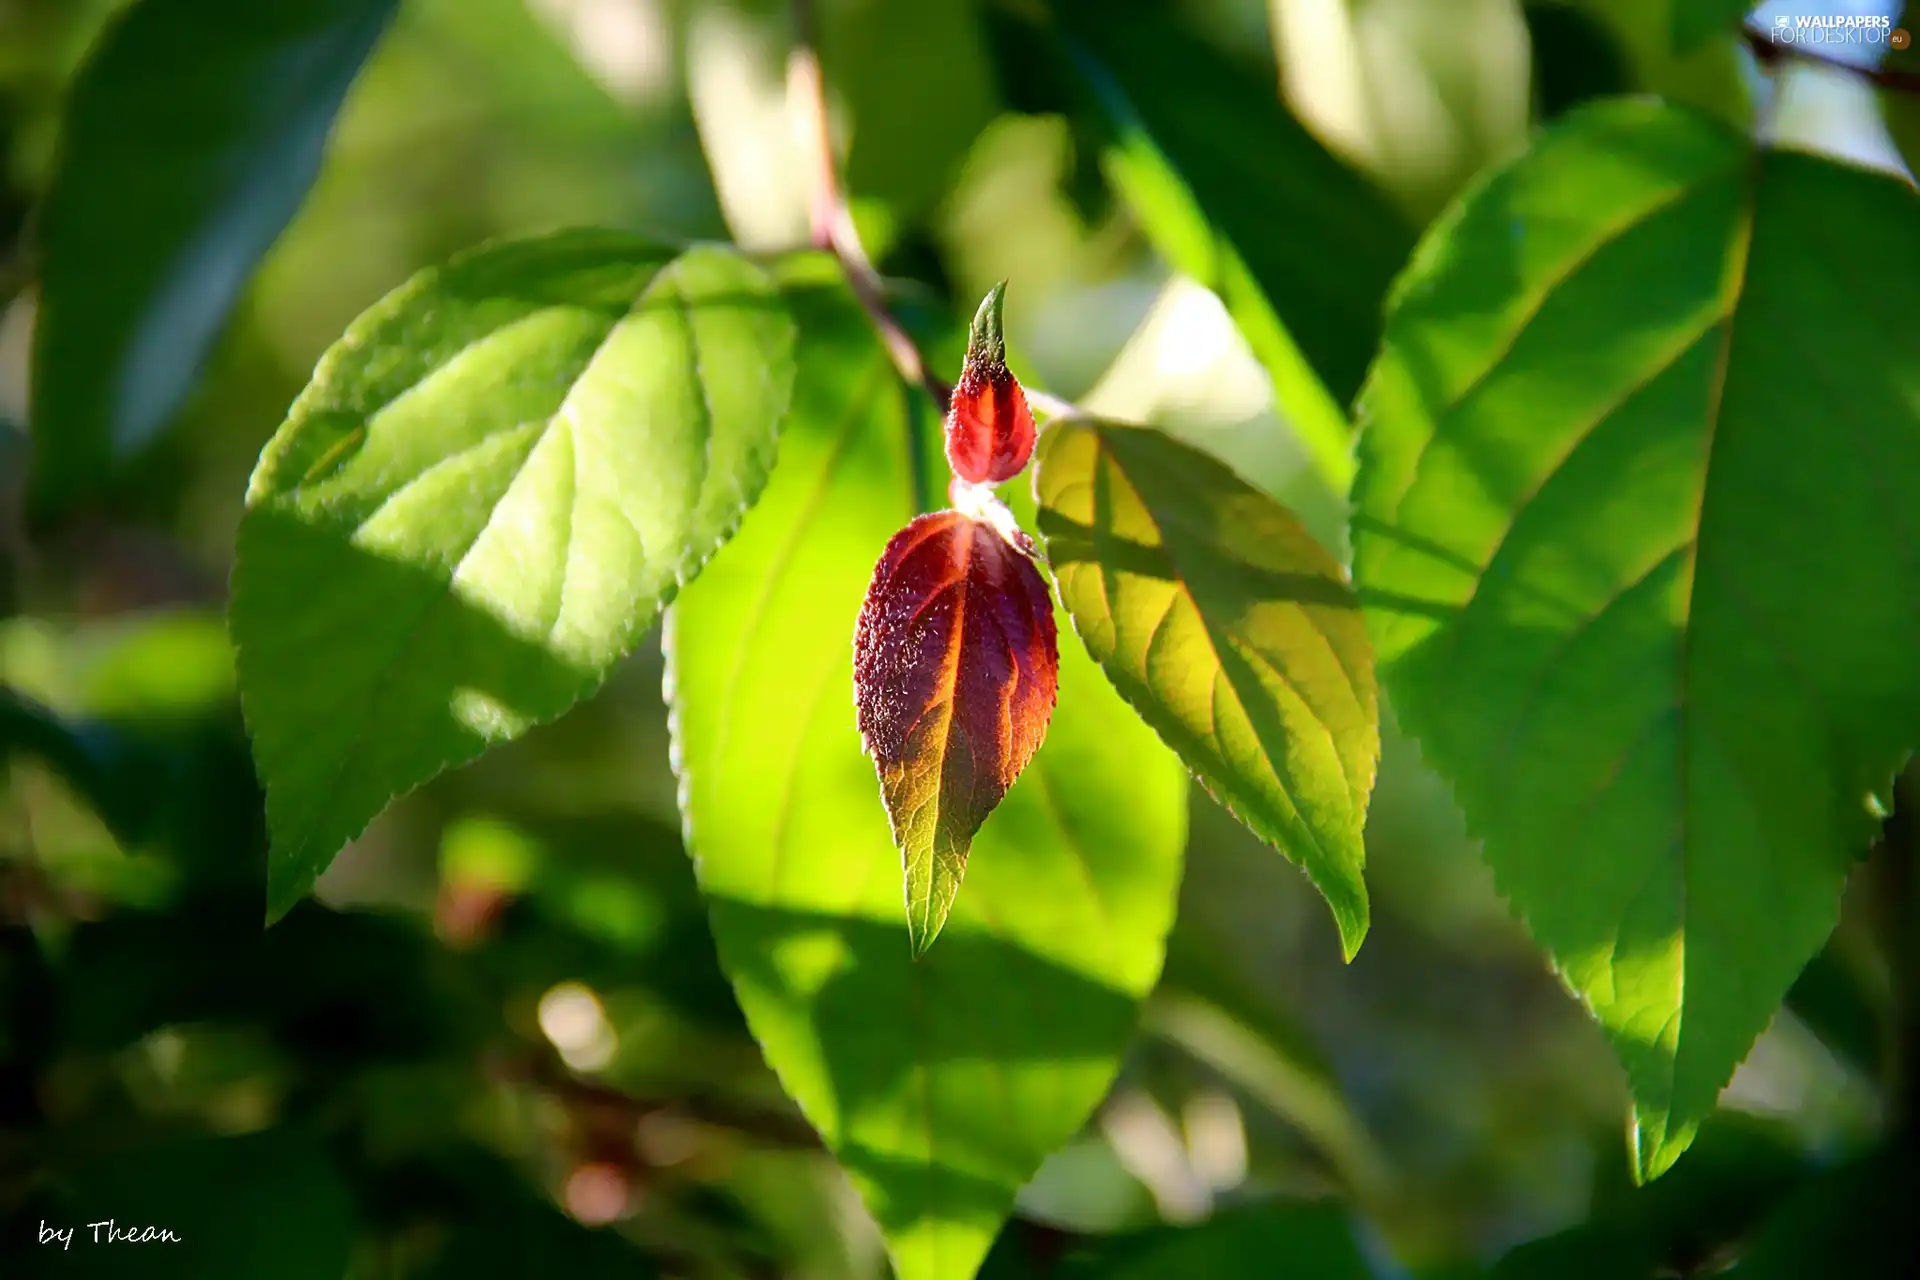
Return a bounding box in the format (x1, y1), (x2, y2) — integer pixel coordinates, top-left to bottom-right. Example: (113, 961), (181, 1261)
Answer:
(1033, 420), (1378, 957)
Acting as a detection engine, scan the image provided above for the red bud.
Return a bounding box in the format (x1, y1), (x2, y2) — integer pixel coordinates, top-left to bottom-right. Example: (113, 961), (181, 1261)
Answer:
(944, 282), (1036, 485)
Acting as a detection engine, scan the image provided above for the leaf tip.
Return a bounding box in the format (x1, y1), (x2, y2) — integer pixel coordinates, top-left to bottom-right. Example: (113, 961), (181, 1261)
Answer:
(1630, 1105), (1696, 1185)
(263, 887), (298, 929)
(968, 281), (1009, 369)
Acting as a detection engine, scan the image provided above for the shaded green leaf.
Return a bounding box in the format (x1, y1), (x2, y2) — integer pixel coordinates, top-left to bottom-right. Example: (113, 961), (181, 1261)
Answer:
(1727, 1146), (1919, 1277)
(1670, 0), (1757, 54)
(667, 257), (1187, 1280)
(1522, 2), (1636, 120)
(1877, 33), (1920, 186)
(1556, 0), (1752, 125)
(1490, 1223), (1661, 1279)
(1351, 100), (1920, 1178)
(998, 0), (1413, 489)
(231, 231), (795, 920)
(1035, 420), (1377, 958)
(29, 0), (397, 523)
(1053, 1203), (1373, 1280)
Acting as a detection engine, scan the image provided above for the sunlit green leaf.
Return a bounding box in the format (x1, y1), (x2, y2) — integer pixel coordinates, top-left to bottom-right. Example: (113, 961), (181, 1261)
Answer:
(1035, 420), (1377, 958)
(29, 0), (397, 522)
(231, 231), (794, 920)
(1352, 99), (1920, 1179)
(668, 256), (1187, 1280)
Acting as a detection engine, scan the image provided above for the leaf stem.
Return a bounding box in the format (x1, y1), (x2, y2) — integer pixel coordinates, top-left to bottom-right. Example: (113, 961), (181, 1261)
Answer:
(786, 0), (948, 412)
(785, 0), (1084, 517)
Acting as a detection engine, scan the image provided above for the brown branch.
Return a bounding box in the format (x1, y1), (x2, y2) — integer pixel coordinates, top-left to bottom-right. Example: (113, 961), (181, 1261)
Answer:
(786, 0), (950, 412)
(1742, 26), (1920, 93)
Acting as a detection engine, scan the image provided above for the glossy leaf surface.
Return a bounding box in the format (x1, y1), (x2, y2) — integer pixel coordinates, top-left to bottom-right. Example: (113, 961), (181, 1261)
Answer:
(232, 231), (794, 918)
(1352, 100), (1920, 1178)
(1036, 420), (1378, 957)
(668, 258), (1186, 1280)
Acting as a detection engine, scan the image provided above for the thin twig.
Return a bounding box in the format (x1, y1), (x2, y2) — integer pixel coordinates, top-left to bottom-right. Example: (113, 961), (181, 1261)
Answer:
(786, 0), (948, 412)
(1741, 26), (1920, 93)
(1024, 386), (1082, 423)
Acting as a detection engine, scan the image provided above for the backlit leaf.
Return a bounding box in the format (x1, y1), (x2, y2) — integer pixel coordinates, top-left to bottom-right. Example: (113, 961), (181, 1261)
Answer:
(231, 231), (794, 920)
(854, 509), (1059, 956)
(668, 257), (1187, 1280)
(1351, 100), (1920, 1179)
(29, 0), (397, 523)
(1034, 420), (1378, 958)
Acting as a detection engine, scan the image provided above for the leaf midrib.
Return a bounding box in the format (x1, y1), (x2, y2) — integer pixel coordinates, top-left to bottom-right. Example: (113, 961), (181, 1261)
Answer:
(264, 263), (705, 887)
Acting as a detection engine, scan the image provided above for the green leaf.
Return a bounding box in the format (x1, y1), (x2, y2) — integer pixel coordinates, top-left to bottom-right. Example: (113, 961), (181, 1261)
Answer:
(1877, 32), (1920, 187)
(1003, 0), (1414, 491)
(667, 257), (1187, 1280)
(1491, 1223), (1662, 1279)
(231, 231), (795, 921)
(1035, 420), (1378, 958)
(1522, 2), (1636, 120)
(1670, 0), (1756, 54)
(1727, 1147), (1917, 1277)
(1557, 0), (1752, 126)
(28, 0), (397, 524)
(1053, 1203), (1373, 1280)
(1351, 100), (1920, 1179)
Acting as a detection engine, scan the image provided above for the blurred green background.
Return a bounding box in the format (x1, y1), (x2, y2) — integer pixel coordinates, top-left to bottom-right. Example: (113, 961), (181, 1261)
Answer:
(0, 0), (1910, 1275)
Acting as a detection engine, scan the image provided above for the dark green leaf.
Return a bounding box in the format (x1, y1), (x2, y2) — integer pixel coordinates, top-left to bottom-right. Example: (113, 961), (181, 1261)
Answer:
(1000, 0), (1414, 486)
(1878, 34), (1920, 186)
(1352, 100), (1920, 1178)
(1553, 0), (1752, 125)
(1671, 0), (1757, 54)
(1490, 1223), (1661, 1279)
(1023, 1204), (1372, 1280)
(1035, 420), (1378, 957)
(1522, 2), (1635, 120)
(1727, 1146), (1919, 1277)
(231, 231), (795, 920)
(29, 0), (397, 523)
(39, 1129), (354, 1278)
(667, 256), (1187, 1280)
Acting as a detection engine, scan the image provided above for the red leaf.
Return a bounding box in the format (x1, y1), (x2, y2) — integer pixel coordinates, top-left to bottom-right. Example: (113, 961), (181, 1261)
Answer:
(945, 282), (1036, 485)
(853, 509), (1059, 953)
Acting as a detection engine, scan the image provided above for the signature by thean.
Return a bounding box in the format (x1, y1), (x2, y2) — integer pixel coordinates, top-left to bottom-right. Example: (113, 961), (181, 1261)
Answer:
(39, 1219), (182, 1249)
